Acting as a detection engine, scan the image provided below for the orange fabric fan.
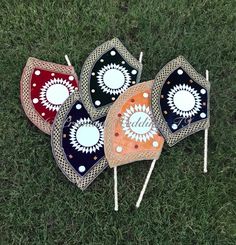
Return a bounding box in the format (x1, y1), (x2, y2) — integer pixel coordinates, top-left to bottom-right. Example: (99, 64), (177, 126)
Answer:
(105, 80), (164, 167)
(104, 80), (164, 210)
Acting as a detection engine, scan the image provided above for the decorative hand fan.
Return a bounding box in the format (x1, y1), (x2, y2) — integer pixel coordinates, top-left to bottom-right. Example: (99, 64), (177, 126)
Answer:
(104, 81), (164, 210)
(134, 56), (210, 208)
(80, 37), (143, 120)
(151, 56), (210, 148)
(151, 56), (210, 172)
(51, 90), (107, 190)
(20, 56), (78, 134)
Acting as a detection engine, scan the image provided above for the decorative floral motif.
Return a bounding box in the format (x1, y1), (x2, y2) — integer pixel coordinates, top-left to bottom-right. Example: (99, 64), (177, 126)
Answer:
(39, 78), (75, 111)
(69, 118), (104, 154)
(97, 63), (131, 95)
(121, 104), (158, 142)
(167, 84), (202, 118)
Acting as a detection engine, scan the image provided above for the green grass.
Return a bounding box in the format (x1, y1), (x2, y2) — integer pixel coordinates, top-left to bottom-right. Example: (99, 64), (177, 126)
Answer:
(1, 0), (236, 244)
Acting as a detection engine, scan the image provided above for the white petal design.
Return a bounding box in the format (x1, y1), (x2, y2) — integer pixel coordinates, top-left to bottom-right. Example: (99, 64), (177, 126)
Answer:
(167, 84), (202, 118)
(96, 63), (131, 95)
(39, 78), (75, 111)
(69, 118), (104, 154)
(121, 104), (158, 142)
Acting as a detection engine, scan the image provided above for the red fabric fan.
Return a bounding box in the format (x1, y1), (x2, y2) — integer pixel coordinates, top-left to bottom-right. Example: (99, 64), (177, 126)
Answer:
(20, 57), (79, 134)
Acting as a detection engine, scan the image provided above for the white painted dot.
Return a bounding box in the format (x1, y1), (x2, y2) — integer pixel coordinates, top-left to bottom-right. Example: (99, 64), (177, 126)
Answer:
(132, 81), (136, 84)
(152, 141), (159, 147)
(91, 89), (95, 93)
(131, 70), (137, 75)
(35, 70), (40, 76)
(95, 100), (101, 106)
(51, 73), (55, 76)
(75, 87), (79, 91)
(121, 61), (125, 64)
(76, 104), (82, 110)
(177, 69), (183, 75)
(172, 124), (178, 130)
(92, 72), (95, 76)
(79, 166), (86, 173)
(100, 59), (104, 62)
(33, 98), (39, 104)
(69, 75), (74, 81)
(32, 83), (36, 87)
(110, 50), (116, 56)
(143, 92), (148, 98)
(200, 112), (206, 118)
(46, 84), (69, 105)
(41, 112), (45, 116)
(200, 89), (206, 94)
(116, 146), (123, 153)
(111, 97), (116, 101)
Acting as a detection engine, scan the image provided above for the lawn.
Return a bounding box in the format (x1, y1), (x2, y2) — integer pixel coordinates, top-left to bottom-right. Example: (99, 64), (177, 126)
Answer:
(1, 0), (236, 244)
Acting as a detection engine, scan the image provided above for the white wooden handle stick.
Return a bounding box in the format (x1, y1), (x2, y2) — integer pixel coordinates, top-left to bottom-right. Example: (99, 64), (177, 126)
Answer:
(113, 51), (144, 211)
(65, 55), (72, 66)
(139, 52), (143, 63)
(204, 70), (209, 173)
(114, 166), (118, 211)
(136, 159), (157, 208)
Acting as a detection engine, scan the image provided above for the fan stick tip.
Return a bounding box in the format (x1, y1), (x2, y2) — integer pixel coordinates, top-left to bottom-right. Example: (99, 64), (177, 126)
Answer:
(206, 70), (209, 81)
(139, 52), (143, 63)
(65, 55), (72, 66)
